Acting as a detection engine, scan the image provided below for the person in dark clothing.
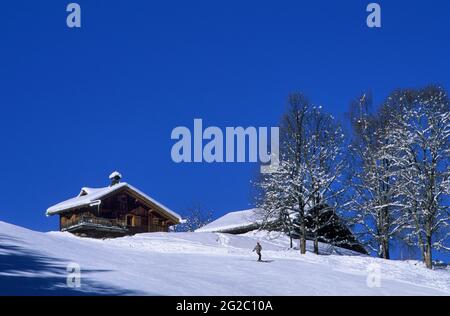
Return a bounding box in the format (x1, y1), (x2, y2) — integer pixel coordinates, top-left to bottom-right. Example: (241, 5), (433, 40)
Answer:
(252, 242), (262, 261)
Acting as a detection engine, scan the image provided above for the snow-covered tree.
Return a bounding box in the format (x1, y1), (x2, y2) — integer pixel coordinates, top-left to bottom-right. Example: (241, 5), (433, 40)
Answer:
(347, 86), (449, 266)
(300, 106), (346, 254)
(387, 86), (449, 268)
(347, 93), (406, 259)
(256, 93), (347, 254)
(255, 167), (296, 248)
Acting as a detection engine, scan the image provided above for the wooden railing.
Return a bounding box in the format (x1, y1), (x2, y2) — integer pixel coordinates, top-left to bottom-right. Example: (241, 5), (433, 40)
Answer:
(62, 216), (128, 231)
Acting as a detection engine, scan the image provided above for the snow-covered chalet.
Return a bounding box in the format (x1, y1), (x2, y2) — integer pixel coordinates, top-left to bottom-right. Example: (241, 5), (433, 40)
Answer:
(196, 209), (367, 254)
(46, 172), (181, 238)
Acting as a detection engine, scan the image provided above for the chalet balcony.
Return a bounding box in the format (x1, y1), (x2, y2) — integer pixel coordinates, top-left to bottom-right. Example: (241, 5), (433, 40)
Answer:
(61, 216), (129, 235)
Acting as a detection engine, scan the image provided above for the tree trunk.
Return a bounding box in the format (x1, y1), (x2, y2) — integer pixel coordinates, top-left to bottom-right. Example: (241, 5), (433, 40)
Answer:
(313, 216), (319, 254)
(424, 236), (433, 269)
(378, 205), (390, 259)
(379, 239), (389, 259)
(313, 237), (319, 255)
(300, 221), (306, 254)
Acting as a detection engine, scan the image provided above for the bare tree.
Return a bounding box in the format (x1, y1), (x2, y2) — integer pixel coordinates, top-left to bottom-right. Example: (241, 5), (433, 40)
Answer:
(176, 204), (213, 232)
(387, 86), (449, 268)
(255, 167), (296, 248)
(347, 93), (405, 259)
(301, 106), (346, 254)
(256, 93), (347, 254)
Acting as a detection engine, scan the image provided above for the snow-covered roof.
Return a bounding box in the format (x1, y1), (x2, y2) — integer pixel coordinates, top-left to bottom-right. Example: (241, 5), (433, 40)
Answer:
(195, 209), (261, 233)
(46, 182), (181, 222)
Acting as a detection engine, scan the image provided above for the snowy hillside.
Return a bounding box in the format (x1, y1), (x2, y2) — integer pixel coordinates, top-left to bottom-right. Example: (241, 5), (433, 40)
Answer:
(0, 221), (449, 295)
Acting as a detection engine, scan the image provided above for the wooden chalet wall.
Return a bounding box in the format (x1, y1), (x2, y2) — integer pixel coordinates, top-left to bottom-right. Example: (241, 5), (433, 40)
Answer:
(59, 188), (176, 236)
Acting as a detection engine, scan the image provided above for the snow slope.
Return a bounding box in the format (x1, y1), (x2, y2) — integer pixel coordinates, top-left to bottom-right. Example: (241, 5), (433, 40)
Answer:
(0, 221), (449, 296)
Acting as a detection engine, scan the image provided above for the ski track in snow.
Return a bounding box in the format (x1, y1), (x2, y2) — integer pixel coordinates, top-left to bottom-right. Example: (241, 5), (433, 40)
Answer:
(0, 221), (449, 295)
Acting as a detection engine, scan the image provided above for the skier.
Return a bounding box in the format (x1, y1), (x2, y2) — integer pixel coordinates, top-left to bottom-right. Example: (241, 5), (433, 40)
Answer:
(252, 242), (262, 262)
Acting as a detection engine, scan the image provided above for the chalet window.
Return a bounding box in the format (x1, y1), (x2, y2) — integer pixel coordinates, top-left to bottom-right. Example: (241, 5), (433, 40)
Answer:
(135, 216), (141, 226)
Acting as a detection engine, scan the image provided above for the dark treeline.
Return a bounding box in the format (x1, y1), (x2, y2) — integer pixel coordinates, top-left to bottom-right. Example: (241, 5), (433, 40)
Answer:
(255, 85), (449, 269)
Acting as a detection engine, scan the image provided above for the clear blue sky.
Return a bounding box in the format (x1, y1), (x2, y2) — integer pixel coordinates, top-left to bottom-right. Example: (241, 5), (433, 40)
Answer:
(0, 1), (448, 260)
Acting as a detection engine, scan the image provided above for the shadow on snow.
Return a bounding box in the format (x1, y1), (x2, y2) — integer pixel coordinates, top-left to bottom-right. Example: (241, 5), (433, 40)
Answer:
(0, 234), (142, 296)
